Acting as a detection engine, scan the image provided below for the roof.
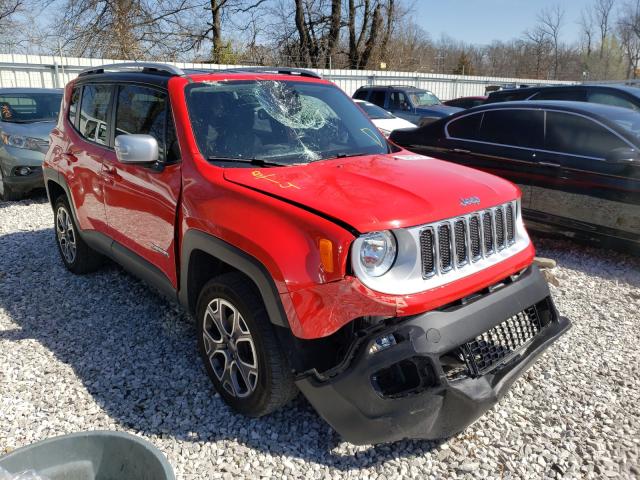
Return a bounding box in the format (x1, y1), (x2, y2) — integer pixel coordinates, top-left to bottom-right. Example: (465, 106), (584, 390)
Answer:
(489, 83), (640, 98)
(74, 63), (323, 89)
(468, 99), (639, 116)
(0, 88), (63, 94)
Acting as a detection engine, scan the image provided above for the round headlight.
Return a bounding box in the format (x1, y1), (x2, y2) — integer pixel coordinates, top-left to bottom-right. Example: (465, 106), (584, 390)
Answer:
(359, 231), (397, 277)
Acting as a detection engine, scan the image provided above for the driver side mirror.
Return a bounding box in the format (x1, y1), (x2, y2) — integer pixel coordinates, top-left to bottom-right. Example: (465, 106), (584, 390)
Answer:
(606, 147), (640, 164)
(115, 134), (159, 164)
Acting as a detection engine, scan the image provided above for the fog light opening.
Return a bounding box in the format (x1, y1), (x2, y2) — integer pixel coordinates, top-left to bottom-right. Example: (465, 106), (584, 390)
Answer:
(15, 166), (32, 176)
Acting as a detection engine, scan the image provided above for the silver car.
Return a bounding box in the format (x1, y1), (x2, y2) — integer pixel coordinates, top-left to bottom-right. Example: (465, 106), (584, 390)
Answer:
(0, 88), (63, 200)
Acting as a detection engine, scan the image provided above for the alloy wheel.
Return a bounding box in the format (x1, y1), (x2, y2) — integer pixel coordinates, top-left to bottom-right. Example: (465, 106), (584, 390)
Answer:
(56, 206), (77, 264)
(202, 298), (259, 398)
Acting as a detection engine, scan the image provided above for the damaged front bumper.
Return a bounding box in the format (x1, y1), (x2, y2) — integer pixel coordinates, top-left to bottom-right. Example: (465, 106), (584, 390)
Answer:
(296, 266), (571, 445)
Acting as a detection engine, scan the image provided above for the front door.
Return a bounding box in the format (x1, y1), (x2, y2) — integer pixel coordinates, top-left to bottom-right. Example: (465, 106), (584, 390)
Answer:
(531, 110), (640, 242)
(102, 84), (182, 286)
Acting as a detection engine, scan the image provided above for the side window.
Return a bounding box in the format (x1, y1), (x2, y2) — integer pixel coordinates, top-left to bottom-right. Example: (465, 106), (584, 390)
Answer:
(353, 90), (368, 101)
(389, 92), (410, 110)
(545, 111), (628, 158)
(68, 86), (80, 127)
(115, 85), (168, 161)
(369, 90), (386, 108)
(447, 113), (483, 140)
(79, 84), (112, 145)
(587, 91), (639, 111)
(479, 109), (544, 148)
(531, 89), (585, 101)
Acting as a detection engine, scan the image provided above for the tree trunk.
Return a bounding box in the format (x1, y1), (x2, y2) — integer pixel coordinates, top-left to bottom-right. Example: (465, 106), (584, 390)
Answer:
(294, 0), (311, 66)
(210, 0), (222, 63)
(325, 0), (341, 68)
(359, 3), (382, 69)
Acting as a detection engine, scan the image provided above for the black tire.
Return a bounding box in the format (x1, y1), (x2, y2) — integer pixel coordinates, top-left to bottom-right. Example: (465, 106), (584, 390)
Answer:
(0, 168), (21, 201)
(53, 196), (103, 274)
(196, 272), (298, 416)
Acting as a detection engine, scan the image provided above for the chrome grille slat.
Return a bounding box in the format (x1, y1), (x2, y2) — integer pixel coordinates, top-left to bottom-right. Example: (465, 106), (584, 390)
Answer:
(438, 223), (453, 272)
(420, 228), (436, 278)
(495, 206), (505, 249)
(419, 201), (519, 279)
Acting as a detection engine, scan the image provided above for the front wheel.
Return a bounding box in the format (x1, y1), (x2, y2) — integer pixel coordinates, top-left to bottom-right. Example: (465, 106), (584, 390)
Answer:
(196, 272), (298, 416)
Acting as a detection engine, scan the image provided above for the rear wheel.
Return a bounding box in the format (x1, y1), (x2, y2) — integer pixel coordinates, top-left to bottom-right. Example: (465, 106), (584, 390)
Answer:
(54, 196), (103, 274)
(196, 272), (298, 416)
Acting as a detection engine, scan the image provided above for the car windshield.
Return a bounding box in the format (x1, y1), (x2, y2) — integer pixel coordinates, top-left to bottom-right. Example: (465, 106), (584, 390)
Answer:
(185, 80), (391, 165)
(0, 92), (62, 123)
(358, 101), (395, 119)
(408, 90), (441, 107)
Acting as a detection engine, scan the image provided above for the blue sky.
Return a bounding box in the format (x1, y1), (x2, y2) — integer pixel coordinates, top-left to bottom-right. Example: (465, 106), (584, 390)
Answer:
(414, 1), (587, 45)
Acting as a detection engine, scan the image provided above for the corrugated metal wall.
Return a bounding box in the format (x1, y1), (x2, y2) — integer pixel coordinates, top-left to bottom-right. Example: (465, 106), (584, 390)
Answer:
(0, 54), (574, 99)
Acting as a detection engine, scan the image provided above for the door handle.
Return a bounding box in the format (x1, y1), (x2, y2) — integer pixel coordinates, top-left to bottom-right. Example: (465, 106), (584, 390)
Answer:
(453, 148), (471, 154)
(538, 161), (561, 168)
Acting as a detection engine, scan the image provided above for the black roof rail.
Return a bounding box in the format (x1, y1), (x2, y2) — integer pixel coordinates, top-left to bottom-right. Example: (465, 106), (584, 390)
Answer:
(78, 62), (186, 77)
(220, 66), (322, 79)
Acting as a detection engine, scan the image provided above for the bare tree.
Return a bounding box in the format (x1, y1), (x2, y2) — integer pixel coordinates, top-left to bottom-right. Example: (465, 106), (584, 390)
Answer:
(618, 0), (640, 77)
(523, 26), (551, 78)
(579, 8), (595, 57)
(537, 4), (564, 79)
(595, 0), (616, 58)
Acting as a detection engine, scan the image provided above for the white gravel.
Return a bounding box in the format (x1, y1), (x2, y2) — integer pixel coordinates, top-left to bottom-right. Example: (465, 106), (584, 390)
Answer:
(0, 195), (639, 479)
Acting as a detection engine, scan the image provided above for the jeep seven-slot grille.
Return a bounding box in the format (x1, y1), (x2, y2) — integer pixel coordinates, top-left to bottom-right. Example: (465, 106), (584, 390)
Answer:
(420, 202), (517, 278)
(460, 306), (543, 376)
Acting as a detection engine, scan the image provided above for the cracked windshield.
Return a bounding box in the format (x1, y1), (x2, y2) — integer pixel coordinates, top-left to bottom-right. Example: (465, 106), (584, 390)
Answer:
(186, 80), (391, 165)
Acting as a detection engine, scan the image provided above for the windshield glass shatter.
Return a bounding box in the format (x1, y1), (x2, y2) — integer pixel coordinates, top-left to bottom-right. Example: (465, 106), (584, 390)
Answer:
(185, 79), (391, 166)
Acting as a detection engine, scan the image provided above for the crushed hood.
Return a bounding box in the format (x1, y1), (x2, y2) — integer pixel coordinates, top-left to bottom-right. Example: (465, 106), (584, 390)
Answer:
(223, 153), (520, 233)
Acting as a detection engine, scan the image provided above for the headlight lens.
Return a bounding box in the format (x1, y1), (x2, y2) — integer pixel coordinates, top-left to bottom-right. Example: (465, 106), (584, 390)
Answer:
(359, 231), (397, 277)
(1, 132), (46, 151)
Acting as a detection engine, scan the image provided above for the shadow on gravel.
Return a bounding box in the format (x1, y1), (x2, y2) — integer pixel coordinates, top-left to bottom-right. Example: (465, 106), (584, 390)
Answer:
(0, 227), (441, 470)
(530, 233), (640, 288)
(0, 190), (48, 209)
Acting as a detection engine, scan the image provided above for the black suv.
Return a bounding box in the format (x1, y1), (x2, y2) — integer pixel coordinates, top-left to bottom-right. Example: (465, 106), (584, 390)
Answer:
(353, 85), (461, 125)
(485, 84), (640, 111)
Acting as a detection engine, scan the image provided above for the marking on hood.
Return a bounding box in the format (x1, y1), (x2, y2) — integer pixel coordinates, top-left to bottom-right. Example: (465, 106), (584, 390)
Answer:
(252, 170), (301, 189)
(393, 154), (431, 161)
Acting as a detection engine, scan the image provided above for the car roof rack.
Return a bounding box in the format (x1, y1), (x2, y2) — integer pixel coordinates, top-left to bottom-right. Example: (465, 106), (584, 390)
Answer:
(78, 62), (186, 77)
(220, 66), (322, 79)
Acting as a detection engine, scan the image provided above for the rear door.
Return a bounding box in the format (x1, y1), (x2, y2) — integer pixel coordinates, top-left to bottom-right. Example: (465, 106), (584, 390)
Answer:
(102, 83), (182, 286)
(441, 108), (544, 208)
(66, 83), (115, 232)
(532, 110), (640, 242)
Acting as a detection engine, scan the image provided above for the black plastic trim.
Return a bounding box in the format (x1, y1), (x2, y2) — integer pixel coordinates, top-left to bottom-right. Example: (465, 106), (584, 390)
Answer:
(178, 229), (290, 329)
(296, 266), (571, 444)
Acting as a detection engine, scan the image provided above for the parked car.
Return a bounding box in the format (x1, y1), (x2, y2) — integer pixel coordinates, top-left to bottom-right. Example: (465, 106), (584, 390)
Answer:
(443, 96), (487, 109)
(485, 84), (640, 112)
(390, 101), (640, 254)
(44, 63), (569, 445)
(0, 88), (63, 200)
(353, 85), (462, 125)
(354, 99), (416, 136)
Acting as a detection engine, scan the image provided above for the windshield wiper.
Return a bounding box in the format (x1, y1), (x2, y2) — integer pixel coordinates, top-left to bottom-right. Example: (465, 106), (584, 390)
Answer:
(207, 156), (289, 167)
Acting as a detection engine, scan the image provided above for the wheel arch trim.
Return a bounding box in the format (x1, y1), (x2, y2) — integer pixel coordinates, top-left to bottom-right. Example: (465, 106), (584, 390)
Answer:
(179, 229), (290, 329)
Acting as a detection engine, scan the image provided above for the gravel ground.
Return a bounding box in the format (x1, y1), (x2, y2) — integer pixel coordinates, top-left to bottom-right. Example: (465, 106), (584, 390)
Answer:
(0, 195), (639, 479)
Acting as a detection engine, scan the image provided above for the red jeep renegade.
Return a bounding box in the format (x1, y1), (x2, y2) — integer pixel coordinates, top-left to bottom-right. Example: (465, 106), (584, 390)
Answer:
(43, 63), (570, 444)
